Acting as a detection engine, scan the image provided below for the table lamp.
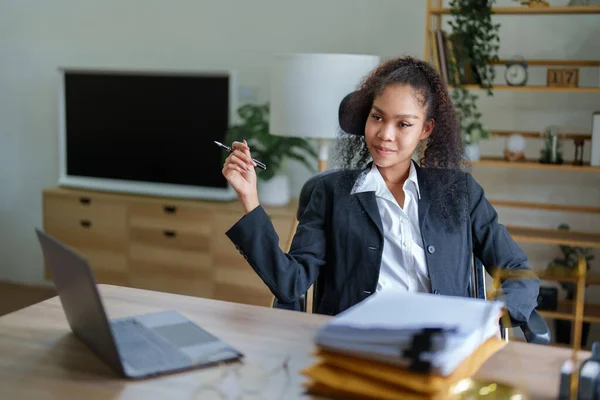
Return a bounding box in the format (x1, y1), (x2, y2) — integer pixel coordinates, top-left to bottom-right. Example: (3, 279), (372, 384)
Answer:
(268, 53), (380, 173)
(268, 53), (380, 312)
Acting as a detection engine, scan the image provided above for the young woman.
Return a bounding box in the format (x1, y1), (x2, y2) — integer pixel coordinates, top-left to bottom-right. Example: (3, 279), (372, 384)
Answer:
(221, 56), (539, 327)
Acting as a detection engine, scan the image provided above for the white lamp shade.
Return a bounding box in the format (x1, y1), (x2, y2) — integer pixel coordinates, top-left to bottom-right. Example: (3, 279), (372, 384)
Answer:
(269, 53), (380, 139)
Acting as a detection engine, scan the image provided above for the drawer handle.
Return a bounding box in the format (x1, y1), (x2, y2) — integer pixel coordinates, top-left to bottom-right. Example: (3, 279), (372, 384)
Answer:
(80, 220), (92, 228)
(164, 205), (177, 214)
(163, 230), (177, 238)
(79, 197), (91, 205)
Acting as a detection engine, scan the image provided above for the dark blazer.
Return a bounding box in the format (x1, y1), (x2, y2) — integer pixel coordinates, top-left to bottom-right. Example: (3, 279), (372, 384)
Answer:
(226, 163), (539, 326)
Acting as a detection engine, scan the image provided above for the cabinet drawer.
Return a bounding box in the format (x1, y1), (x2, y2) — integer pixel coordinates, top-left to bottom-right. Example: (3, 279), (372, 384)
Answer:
(129, 263), (214, 298)
(213, 283), (273, 307)
(43, 223), (128, 286)
(128, 241), (211, 277)
(44, 194), (127, 240)
(130, 225), (210, 253)
(129, 203), (214, 231)
(82, 249), (129, 286)
(44, 219), (127, 253)
(129, 253), (214, 298)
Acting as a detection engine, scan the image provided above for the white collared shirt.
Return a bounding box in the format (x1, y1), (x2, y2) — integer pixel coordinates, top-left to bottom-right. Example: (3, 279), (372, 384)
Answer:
(351, 161), (431, 293)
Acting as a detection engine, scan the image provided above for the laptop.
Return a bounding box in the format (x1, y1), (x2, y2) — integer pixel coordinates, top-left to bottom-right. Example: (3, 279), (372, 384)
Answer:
(35, 228), (243, 378)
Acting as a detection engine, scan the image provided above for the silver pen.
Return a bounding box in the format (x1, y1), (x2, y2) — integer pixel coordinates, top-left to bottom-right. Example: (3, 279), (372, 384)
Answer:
(214, 141), (267, 170)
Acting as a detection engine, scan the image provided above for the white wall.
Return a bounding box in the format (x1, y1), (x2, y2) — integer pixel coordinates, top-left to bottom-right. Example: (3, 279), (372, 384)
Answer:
(1, 0), (598, 345)
(0, 0), (427, 283)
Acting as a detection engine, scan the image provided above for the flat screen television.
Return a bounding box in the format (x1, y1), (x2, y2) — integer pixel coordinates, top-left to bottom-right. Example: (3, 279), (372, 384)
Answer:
(58, 67), (238, 200)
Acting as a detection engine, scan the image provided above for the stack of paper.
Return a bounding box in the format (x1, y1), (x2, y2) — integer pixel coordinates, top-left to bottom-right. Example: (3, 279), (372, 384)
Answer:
(302, 291), (507, 399)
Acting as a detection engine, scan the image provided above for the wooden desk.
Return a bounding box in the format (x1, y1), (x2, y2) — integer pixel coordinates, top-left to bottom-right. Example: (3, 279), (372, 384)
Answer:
(0, 284), (588, 399)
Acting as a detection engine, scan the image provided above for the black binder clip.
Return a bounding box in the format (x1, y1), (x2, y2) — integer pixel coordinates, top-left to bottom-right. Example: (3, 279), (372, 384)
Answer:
(402, 328), (446, 374)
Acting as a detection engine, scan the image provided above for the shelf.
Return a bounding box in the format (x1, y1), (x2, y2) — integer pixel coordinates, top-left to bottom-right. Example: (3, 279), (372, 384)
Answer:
(471, 157), (600, 172)
(492, 59), (600, 67)
(512, 337), (587, 350)
(456, 85), (600, 93)
(430, 6), (600, 15)
(489, 130), (591, 141)
(506, 225), (600, 248)
(490, 199), (600, 214)
(536, 271), (600, 286)
(538, 301), (600, 324)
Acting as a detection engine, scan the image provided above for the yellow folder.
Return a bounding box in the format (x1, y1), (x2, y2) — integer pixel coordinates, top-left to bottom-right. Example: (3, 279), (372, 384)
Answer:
(302, 337), (506, 398)
(303, 363), (449, 400)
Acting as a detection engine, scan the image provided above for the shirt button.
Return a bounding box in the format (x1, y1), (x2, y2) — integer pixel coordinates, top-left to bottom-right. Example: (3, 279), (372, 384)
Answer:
(427, 245), (436, 254)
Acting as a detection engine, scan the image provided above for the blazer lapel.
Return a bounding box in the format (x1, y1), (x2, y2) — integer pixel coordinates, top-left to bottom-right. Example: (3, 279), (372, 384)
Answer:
(355, 192), (383, 236)
(414, 162), (432, 231)
(350, 164), (384, 236)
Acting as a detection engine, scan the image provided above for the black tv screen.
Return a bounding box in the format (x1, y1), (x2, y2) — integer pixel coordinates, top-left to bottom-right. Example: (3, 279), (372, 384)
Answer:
(59, 69), (236, 200)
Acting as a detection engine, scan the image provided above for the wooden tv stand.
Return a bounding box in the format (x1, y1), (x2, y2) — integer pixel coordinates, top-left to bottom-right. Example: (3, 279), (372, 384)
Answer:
(42, 186), (297, 307)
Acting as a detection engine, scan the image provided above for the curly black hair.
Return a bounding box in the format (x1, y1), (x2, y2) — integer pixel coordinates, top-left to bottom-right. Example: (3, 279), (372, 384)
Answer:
(332, 55), (467, 172)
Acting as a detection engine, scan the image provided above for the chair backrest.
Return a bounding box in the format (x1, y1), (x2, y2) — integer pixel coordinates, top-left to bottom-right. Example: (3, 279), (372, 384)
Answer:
(296, 169), (338, 313)
(471, 256), (487, 300)
(296, 169), (338, 221)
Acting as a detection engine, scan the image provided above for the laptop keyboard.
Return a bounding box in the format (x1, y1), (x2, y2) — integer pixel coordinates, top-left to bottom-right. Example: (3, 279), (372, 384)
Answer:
(111, 318), (192, 372)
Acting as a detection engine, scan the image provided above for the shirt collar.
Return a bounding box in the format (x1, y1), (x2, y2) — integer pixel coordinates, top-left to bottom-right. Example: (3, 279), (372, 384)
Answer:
(351, 160), (421, 200)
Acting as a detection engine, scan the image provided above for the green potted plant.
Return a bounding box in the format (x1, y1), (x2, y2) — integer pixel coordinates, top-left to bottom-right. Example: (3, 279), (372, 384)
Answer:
(224, 103), (318, 206)
(447, 0), (501, 161)
(539, 125), (564, 164)
(545, 223), (595, 346)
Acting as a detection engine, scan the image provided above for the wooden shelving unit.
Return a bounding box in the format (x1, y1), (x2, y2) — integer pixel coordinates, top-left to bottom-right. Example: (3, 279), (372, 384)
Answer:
(455, 84), (600, 93)
(471, 157), (600, 171)
(492, 59), (600, 67)
(539, 301), (600, 324)
(490, 199), (600, 215)
(536, 270), (600, 286)
(425, 0), (600, 348)
(430, 6), (600, 15)
(506, 226), (600, 249)
(489, 130), (591, 141)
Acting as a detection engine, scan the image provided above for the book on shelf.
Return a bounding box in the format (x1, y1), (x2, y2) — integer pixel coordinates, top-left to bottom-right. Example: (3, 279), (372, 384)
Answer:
(430, 29), (481, 86)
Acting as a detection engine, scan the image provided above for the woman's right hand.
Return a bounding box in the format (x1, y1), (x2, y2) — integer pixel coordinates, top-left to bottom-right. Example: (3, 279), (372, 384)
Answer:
(222, 140), (260, 213)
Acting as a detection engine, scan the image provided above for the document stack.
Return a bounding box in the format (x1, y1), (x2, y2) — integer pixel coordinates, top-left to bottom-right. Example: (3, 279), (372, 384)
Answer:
(302, 291), (507, 400)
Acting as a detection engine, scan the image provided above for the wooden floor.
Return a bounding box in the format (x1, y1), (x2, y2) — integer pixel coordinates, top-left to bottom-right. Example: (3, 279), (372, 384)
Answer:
(0, 281), (56, 317)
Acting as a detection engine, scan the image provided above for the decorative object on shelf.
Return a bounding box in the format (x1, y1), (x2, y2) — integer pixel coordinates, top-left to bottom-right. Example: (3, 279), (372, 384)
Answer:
(569, 0), (599, 6)
(536, 286), (558, 311)
(539, 125), (564, 164)
(573, 137), (585, 165)
(591, 111), (600, 167)
(503, 133), (527, 161)
(225, 103), (318, 206)
(545, 223), (595, 346)
(505, 56), (528, 86)
(464, 142), (481, 162)
(447, 0), (500, 155)
(547, 68), (579, 88)
(513, 0), (549, 6)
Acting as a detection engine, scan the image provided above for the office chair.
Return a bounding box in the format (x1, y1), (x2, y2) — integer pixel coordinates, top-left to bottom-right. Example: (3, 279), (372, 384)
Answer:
(273, 169), (551, 345)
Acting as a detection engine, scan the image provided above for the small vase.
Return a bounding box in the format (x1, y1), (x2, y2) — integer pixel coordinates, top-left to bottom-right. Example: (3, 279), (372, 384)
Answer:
(465, 143), (481, 162)
(258, 174), (290, 206)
